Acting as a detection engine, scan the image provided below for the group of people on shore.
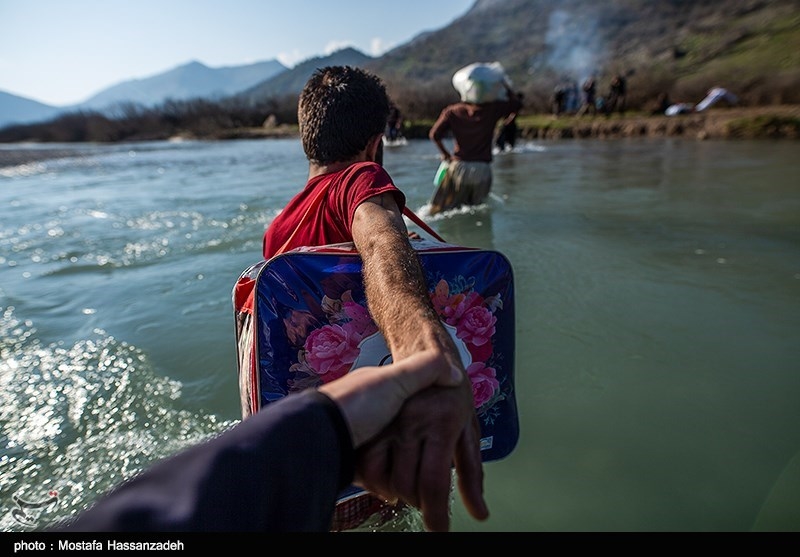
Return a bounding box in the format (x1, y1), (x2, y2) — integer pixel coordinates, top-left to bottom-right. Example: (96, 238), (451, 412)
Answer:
(553, 72), (629, 118)
(556, 72), (738, 119)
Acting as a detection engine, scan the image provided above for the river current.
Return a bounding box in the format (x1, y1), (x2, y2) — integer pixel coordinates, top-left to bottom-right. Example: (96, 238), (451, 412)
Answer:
(1, 137), (798, 532)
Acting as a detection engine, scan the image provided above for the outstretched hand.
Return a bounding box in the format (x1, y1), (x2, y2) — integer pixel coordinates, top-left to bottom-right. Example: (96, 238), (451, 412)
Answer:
(318, 349), (462, 448)
(349, 355), (489, 532)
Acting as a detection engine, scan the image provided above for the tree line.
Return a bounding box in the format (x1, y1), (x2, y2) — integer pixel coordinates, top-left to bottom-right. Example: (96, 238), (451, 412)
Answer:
(0, 79), (466, 144)
(1, 69), (797, 144)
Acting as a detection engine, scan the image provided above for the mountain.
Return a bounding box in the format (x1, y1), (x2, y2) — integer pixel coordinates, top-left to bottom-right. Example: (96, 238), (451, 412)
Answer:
(0, 59), (287, 129)
(364, 0), (800, 112)
(0, 91), (63, 129)
(2, 0), (798, 131)
(236, 48), (374, 105)
(74, 59), (287, 112)
(226, 0), (800, 116)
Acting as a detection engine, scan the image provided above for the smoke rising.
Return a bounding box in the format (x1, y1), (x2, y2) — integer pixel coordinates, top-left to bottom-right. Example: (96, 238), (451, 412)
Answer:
(543, 9), (606, 82)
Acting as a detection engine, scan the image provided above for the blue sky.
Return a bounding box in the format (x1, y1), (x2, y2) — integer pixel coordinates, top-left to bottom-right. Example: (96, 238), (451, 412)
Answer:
(0, 0), (474, 106)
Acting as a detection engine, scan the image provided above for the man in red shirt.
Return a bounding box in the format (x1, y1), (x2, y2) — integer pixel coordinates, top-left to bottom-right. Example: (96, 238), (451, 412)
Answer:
(261, 66), (487, 533)
(428, 81), (522, 215)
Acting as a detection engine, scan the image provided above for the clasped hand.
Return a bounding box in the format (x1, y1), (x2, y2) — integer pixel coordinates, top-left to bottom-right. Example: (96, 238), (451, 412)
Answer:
(322, 350), (488, 532)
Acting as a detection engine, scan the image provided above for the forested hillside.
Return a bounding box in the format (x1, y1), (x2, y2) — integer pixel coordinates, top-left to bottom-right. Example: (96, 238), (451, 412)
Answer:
(366, 0), (800, 117)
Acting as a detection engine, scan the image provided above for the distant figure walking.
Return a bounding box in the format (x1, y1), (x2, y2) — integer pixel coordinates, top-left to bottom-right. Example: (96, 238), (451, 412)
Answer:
(577, 75), (597, 116)
(386, 104), (403, 141)
(429, 66), (523, 214)
(565, 80), (580, 113)
(605, 74), (627, 114)
(551, 85), (566, 117)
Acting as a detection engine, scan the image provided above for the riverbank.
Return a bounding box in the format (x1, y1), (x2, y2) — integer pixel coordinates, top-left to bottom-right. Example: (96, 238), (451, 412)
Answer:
(2, 105), (797, 151)
(225, 105), (800, 142)
(517, 105), (800, 140)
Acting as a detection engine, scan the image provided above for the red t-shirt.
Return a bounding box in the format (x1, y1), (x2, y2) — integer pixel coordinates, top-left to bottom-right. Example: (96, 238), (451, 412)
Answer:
(262, 162), (405, 259)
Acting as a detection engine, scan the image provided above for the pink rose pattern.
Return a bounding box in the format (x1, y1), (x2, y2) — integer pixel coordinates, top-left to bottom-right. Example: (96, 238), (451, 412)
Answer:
(291, 280), (507, 417)
(466, 362), (501, 408)
(429, 279), (505, 415)
(304, 324), (360, 382)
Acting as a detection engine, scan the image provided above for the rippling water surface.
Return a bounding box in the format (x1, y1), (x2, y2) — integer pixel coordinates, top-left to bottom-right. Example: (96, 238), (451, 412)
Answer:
(1, 137), (798, 532)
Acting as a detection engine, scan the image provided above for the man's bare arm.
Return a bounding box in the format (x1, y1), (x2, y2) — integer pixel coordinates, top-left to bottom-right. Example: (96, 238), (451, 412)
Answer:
(351, 193), (459, 367)
(350, 193), (488, 531)
(429, 125), (452, 161)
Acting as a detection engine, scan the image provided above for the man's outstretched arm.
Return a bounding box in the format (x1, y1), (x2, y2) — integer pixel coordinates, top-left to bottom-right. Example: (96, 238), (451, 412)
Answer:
(351, 193), (488, 532)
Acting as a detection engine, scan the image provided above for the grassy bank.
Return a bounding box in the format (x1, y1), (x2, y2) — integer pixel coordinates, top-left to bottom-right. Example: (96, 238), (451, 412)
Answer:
(396, 105), (800, 142)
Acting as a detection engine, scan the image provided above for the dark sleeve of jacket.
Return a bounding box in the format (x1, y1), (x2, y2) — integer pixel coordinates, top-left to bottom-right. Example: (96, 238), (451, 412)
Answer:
(52, 389), (355, 532)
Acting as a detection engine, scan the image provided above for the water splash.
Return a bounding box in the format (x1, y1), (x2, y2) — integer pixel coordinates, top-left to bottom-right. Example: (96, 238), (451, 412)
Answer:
(0, 306), (234, 531)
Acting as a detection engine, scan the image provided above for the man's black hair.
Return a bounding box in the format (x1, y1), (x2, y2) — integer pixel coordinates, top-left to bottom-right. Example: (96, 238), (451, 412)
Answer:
(298, 66), (390, 165)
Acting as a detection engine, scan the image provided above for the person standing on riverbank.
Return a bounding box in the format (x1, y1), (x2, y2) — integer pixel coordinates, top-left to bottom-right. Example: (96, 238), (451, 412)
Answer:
(428, 72), (523, 214)
(551, 85), (566, 117)
(261, 65), (486, 532)
(577, 75), (598, 116)
(605, 73), (627, 114)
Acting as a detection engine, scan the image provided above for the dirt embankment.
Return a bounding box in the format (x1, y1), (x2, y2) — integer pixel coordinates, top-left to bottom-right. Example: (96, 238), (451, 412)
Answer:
(519, 105), (800, 140)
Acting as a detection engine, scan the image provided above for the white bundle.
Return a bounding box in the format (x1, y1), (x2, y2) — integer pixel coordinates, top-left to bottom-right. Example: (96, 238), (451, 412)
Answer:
(452, 62), (511, 103)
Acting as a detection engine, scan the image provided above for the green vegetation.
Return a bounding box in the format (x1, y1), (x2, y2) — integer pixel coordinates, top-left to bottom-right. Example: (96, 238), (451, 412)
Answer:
(372, 0), (800, 117)
(0, 98), (296, 143)
(724, 115), (800, 139)
(671, 11), (800, 104)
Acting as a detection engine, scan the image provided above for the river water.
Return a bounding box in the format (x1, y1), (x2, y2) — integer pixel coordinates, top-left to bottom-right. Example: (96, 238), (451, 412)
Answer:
(1, 137), (798, 532)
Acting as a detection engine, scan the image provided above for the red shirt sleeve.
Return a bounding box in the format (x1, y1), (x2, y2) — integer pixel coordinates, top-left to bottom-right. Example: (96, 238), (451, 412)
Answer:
(263, 162), (405, 259)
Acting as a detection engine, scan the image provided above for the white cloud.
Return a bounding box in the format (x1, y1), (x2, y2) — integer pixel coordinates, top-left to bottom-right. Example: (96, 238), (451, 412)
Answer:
(369, 37), (395, 57)
(323, 40), (354, 55)
(321, 37), (395, 57)
(277, 49), (305, 68)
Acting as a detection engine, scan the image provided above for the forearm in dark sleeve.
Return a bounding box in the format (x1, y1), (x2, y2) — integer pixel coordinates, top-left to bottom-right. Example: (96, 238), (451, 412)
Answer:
(52, 389), (355, 532)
